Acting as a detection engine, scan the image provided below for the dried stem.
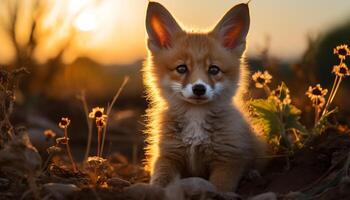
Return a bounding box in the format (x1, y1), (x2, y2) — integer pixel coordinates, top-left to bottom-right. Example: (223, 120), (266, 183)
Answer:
(322, 74), (340, 116)
(41, 152), (53, 172)
(277, 102), (292, 169)
(314, 99), (320, 124)
(97, 126), (102, 157)
(263, 85), (271, 97)
(64, 128), (77, 172)
(100, 76), (129, 157)
(329, 77), (342, 104)
(79, 91), (93, 161)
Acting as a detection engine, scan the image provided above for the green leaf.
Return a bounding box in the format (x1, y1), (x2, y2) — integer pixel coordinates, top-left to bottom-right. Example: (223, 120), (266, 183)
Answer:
(284, 104), (308, 135)
(313, 107), (338, 134)
(248, 99), (283, 139)
(248, 82), (308, 151)
(278, 82), (290, 100)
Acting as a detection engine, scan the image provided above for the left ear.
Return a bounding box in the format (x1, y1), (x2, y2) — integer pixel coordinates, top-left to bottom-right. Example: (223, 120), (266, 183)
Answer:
(146, 2), (183, 52)
(211, 3), (250, 52)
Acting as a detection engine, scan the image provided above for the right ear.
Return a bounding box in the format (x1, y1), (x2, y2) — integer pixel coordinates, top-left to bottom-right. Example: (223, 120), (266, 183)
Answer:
(211, 3), (250, 53)
(146, 2), (183, 51)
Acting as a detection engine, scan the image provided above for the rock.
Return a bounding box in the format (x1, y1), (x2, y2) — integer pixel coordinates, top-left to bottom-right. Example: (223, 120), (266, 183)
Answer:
(107, 177), (131, 188)
(125, 178), (240, 200)
(249, 192), (277, 200)
(43, 183), (80, 200)
(124, 183), (165, 200)
(165, 177), (217, 200)
(284, 191), (304, 200)
(0, 178), (10, 190)
(27, 115), (63, 152)
(0, 128), (42, 175)
(219, 192), (242, 200)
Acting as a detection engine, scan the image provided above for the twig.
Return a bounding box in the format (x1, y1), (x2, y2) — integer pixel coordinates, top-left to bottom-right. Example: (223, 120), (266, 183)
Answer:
(100, 76), (129, 157)
(78, 91), (93, 161)
(64, 128), (77, 172)
(41, 153), (53, 172)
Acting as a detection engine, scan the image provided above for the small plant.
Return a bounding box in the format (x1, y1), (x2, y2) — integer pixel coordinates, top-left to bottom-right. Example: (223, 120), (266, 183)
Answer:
(85, 156), (108, 186)
(89, 107), (107, 157)
(80, 76), (129, 160)
(42, 129), (59, 171)
(0, 67), (29, 146)
(43, 145), (62, 171)
(305, 84), (328, 124)
(252, 70), (272, 95)
(57, 117), (78, 172)
(250, 44), (350, 155)
(323, 44), (350, 114)
(310, 44), (350, 134)
(249, 71), (307, 155)
(0, 67), (42, 199)
(43, 129), (57, 142)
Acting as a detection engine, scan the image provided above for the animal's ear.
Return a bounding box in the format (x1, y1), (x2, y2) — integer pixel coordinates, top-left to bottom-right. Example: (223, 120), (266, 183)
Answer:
(146, 2), (183, 51)
(211, 3), (250, 52)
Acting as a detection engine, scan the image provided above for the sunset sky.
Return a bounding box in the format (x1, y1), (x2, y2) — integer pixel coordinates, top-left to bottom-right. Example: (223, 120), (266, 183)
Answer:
(0, 0), (349, 65)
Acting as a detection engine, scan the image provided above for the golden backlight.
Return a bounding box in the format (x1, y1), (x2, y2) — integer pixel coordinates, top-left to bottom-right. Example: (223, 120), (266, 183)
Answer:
(68, 0), (98, 32)
(75, 10), (97, 32)
(0, 0), (349, 66)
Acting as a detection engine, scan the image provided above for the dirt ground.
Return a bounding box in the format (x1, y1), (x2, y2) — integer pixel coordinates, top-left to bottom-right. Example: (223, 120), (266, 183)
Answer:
(238, 126), (350, 199)
(1, 126), (350, 200)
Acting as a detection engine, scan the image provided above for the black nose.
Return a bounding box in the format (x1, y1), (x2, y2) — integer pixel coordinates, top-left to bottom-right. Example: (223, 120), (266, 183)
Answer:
(192, 84), (206, 96)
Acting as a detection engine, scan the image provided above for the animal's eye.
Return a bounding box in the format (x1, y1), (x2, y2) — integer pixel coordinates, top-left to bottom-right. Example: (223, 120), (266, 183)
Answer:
(176, 64), (188, 74)
(208, 65), (220, 75)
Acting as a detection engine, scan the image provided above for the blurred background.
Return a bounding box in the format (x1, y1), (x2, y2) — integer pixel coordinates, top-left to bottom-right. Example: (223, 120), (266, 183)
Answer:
(0, 0), (349, 163)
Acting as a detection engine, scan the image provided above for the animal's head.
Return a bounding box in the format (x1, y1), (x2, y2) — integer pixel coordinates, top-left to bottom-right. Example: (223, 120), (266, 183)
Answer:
(145, 2), (250, 106)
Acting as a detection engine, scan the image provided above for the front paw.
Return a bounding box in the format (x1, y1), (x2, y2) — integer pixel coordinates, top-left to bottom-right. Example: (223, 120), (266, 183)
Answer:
(124, 183), (165, 200)
(151, 175), (175, 187)
(165, 177), (218, 200)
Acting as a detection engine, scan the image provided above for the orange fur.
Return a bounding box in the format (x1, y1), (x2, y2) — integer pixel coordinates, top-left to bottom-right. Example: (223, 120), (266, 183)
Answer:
(143, 2), (267, 192)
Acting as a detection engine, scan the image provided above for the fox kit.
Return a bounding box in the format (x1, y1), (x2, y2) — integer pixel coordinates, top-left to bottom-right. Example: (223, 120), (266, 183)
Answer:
(143, 2), (266, 192)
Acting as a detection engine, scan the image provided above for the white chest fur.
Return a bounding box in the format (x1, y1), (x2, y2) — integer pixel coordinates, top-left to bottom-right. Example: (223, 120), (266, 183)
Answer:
(180, 108), (211, 174)
(181, 108), (210, 146)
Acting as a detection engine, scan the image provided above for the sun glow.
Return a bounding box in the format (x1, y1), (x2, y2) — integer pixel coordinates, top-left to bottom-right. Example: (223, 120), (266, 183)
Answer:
(74, 10), (97, 32)
(66, 0), (98, 32)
